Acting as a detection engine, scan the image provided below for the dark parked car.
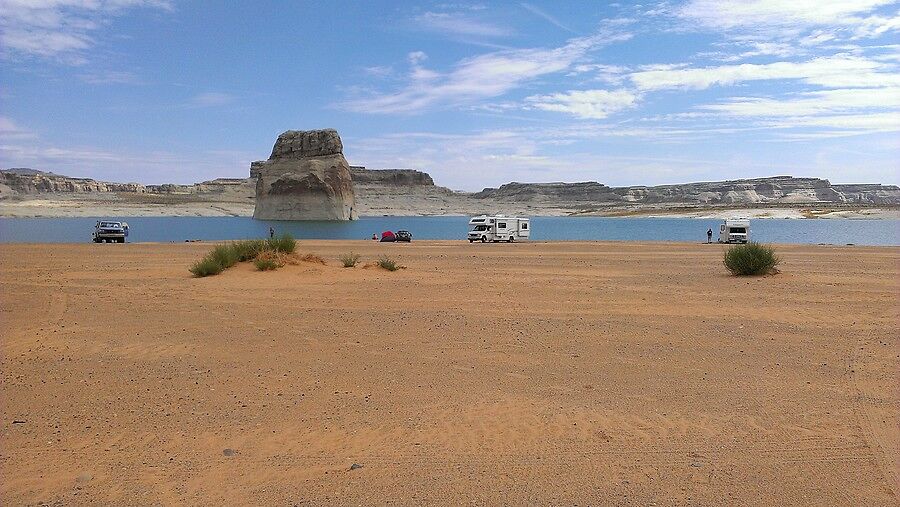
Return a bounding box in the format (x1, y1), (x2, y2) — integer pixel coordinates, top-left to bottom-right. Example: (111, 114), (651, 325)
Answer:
(395, 230), (412, 242)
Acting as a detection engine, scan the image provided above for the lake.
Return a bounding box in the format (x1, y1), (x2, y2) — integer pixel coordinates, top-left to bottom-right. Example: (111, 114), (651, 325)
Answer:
(1, 216), (898, 245)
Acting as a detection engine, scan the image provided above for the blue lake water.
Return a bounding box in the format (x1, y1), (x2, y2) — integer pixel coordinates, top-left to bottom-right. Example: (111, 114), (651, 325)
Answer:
(1, 216), (898, 245)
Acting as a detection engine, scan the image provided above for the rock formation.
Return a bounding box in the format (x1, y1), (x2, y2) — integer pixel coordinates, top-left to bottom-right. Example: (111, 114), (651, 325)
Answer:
(349, 166), (434, 186)
(251, 129), (357, 221)
(475, 176), (900, 206)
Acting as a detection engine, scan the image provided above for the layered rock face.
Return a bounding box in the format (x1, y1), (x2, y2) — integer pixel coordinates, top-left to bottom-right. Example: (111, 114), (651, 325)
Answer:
(476, 176), (900, 206)
(252, 129), (357, 220)
(1, 169), (146, 194)
(0, 169), (251, 196)
(349, 167), (435, 186)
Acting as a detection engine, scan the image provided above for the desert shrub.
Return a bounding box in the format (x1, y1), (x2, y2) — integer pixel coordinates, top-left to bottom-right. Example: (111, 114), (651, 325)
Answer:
(190, 235), (299, 276)
(340, 252), (361, 268)
(254, 257), (281, 271)
(723, 242), (780, 276)
(209, 244), (239, 269)
(231, 239), (267, 261)
(267, 234), (296, 254)
(377, 256), (400, 271)
(190, 256), (225, 277)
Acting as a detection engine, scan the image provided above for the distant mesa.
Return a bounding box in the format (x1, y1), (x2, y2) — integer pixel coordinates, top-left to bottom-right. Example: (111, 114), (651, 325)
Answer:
(251, 129), (357, 221)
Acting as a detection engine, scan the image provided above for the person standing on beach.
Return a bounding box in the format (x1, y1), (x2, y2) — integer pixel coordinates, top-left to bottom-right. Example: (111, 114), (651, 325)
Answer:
(707, 228), (713, 243)
(269, 227), (275, 239)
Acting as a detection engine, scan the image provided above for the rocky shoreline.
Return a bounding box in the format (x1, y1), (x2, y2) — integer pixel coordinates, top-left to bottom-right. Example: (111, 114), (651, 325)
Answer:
(2, 167), (899, 219)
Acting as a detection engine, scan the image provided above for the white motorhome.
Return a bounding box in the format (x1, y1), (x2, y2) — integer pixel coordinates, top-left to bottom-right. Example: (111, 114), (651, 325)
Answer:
(467, 215), (530, 243)
(719, 218), (750, 243)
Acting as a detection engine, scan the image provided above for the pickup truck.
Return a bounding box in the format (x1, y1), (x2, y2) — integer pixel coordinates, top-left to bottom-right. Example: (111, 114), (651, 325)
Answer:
(92, 220), (128, 243)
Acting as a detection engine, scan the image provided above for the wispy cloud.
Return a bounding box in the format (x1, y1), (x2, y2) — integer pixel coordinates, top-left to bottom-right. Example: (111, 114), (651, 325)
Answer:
(0, 0), (173, 64)
(677, 0), (900, 43)
(520, 3), (576, 33)
(629, 54), (900, 91)
(699, 87), (900, 135)
(340, 28), (633, 114)
(525, 89), (637, 119)
(0, 116), (36, 141)
(414, 11), (514, 38)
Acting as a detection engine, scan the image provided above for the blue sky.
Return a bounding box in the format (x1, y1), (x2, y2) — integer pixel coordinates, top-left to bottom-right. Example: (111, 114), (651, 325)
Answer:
(1, 0), (898, 190)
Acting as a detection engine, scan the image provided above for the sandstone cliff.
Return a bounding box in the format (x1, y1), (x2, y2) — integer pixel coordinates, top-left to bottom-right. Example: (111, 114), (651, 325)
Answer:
(475, 176), (900, 207)
(349, 167), (434, 186)
(251, 129), (356, 221)
(2, 166), (898, 218)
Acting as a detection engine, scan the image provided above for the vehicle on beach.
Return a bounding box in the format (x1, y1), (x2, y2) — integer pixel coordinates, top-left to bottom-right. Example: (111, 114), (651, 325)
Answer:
(718, 218), (750, 243)
(467, 215), (530, 243)
(395, 230), (412, 242)
(92, 220), (128, 243)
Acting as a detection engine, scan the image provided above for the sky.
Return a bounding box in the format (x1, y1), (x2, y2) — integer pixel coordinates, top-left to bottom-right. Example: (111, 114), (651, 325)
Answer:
(1, 0), (898, 190)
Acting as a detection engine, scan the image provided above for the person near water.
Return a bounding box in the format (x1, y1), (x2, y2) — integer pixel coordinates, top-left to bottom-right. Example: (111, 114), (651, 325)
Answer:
(372, 233), (378, 240)
(269, 227), (275, 239)
(707, 228), (713, 243)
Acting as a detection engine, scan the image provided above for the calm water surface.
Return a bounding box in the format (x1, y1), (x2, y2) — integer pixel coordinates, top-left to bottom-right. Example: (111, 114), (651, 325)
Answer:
(1, 216), (898, 246)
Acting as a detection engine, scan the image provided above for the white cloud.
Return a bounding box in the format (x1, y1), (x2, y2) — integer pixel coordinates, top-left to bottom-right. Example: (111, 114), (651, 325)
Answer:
(0, 116), (36, 140)
(407, 51), (428, 65)
(629, 54), (900, 90)
(703, 87), (900, 117)
(414, 11), (513, 38)
(0, 0), (172, 63)
(340, 29), (632, 114)
(678, 0), (898, 34)
(525, 89), (638, 119)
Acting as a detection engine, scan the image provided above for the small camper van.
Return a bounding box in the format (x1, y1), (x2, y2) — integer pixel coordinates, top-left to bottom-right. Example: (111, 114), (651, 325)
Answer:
(467, 215), (530, 243)
(719, 218), (750, 243)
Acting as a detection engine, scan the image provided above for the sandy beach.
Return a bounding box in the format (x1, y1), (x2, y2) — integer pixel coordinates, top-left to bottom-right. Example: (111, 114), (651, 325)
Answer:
(1, 241), (897, 505)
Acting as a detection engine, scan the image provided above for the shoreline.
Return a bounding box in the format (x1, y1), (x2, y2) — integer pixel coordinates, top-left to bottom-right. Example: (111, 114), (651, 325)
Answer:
(1, 207), (899, 220)
(1, 193), (899, 219)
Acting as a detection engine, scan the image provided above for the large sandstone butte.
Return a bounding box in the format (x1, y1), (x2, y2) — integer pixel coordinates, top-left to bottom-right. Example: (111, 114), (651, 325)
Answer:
(252, 129), (357, 220)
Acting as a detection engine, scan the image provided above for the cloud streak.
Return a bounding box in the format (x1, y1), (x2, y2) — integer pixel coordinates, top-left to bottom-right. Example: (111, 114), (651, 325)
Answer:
(520, 3), (576, 33)
(0, 0), (172, 63)
(340, 29), (632, 114)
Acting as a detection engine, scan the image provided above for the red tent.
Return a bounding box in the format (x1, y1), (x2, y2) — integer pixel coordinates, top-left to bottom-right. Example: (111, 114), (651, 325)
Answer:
(380, 231), (396, 242)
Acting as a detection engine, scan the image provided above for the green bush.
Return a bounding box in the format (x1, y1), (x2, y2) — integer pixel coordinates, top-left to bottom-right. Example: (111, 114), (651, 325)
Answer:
(267, 234), (296, 254)
(190, 235), (297, 277)
(190, 256), (225, 277)
(340, 252), (361, 268)
(254, 258), (281, 271)
(231, 239), (267, 261)
(209, 244), (239, 269)
(723, 242), (780, 276)
(377, 256), (399, 271)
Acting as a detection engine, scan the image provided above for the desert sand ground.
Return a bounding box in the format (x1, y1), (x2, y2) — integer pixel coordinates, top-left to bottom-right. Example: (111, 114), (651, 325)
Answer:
(1, 241), (897, 505)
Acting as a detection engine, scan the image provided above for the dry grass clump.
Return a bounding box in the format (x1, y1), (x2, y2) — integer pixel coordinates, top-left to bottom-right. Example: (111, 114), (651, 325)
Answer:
(299, 253), (326, 265)
(340, 252), (361, 267)
(377, 256), (401, 271)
